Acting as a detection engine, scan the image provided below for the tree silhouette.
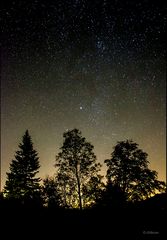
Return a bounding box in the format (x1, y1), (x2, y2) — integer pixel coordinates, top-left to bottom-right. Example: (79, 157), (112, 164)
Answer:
(42, 176), (62, 208)
(95, 181), (127, 209)
(105, 140), (166, 201)
(82, 174), (105, 207)
(4, 130), (41, 204)
(55, 128), (102, 209)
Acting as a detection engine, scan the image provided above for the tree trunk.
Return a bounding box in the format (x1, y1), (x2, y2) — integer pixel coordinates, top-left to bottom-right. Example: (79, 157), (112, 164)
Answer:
(76, 166), (82, 210)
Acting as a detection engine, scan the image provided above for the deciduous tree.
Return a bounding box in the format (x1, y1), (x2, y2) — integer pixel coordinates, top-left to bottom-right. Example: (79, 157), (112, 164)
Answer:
(105, 140), (165, 201)
(55, 129), (102, 209)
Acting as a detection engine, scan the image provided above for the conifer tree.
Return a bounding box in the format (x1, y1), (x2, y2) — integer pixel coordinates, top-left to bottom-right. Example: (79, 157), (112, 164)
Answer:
(4, 130), (41, 203)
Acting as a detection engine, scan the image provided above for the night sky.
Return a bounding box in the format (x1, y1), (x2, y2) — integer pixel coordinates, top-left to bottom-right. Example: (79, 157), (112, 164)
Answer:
(1, 0), (166, 190)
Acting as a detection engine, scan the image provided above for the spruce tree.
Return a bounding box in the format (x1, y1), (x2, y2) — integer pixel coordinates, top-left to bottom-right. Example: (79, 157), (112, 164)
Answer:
(4, 130), (41, 203)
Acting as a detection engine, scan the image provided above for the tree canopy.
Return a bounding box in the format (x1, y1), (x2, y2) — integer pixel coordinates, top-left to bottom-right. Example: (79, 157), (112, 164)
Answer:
(105, 140), (166, 201)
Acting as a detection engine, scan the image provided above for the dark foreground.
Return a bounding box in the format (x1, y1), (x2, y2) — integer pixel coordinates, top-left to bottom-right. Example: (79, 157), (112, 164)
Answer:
(1, 195), (166, 240)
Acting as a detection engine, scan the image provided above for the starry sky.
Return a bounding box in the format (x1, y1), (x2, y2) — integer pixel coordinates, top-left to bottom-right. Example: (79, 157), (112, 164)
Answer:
(1, 0), (166, 190)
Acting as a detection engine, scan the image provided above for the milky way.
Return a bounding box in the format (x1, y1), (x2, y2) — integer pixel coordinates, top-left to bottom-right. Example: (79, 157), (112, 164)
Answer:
(1, 0), (166, 189)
